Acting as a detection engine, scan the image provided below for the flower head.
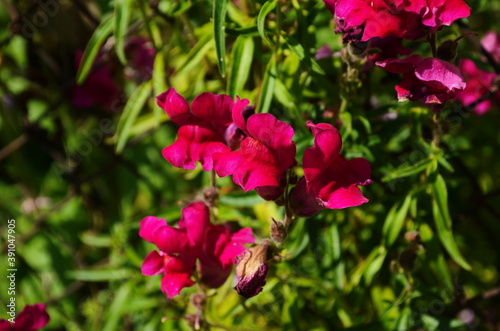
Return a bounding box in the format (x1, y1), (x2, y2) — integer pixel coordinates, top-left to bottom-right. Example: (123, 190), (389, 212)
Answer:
(290, 122), (372, 216)
(0, 304), (50, 331)
(125, 36), (155, 82)
(455, 59), (500, 115)
(139, 201), (254, 298)
(324, 0), (470, 42)
(213, 107), (296, 200)
(376, 55), (466, 104)
(157, 88), (249, 171)
(72, 51), (122, 110)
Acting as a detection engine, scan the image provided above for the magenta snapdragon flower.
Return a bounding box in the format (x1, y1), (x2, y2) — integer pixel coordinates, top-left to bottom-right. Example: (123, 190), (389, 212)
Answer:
(455, 59), (500, 115)
(0, 304), (50, 331)
(71, 51), (122, 110)
(157, 88), (248, 171)
(290, 123), (372, 216)
(376, 54), (466, 104)
(324, 0), (471, 42)
(139, 201), (254, 298)
(213, 107), (296, 200)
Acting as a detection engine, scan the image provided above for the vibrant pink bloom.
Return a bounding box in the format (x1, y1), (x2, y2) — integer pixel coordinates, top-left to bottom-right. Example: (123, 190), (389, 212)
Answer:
(157, 88), (249, 171)
(324, 0), (470, 42)
(481, 31), (500, 64)
(125, 36), (155, 81)
(290, 122), (372, 215)
(139, 201), (254, 298)
(72, 51), (122, 110)
(376, 55), (466, 104)
(0, 304), (50, 330)
(455, 59), (500, 115)
(213, 110), (296, 200)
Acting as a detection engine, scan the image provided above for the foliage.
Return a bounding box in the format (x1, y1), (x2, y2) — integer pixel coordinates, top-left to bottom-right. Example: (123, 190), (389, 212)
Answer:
(1, 0), (500, 330)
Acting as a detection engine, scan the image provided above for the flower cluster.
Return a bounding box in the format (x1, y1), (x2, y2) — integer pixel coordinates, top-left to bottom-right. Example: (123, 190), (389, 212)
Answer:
(325, 0), (470, 43)
(323, 0), (471, 106)
(139, 201), (255, 298)
(142, 88), (373, 299)
(158, 88), (372, 210)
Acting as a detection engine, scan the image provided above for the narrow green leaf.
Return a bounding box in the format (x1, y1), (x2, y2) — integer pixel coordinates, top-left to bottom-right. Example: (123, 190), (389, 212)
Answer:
(176, 33), (213, 75)
(115, 81), (152, 153)
(213, 0), (228, 77)
(257, 0), (278, 47)
(103, 283), (133, 331)
(432, 202), (471, 270)
(431, 174), (452, 229)
(68, 269), (133, 281)
(227, 35), (254, 97)
(382, 156), (435, 182)
(331, 224), (345, 290)
(274, 79), (307, 132)
(363, 246), (387, 285)
(76, 14), (115, 84)
(256, 56), (276, 113)
(152, 51), (167, 97)
(114, 0), (132, 64)
(152, 51), (167, 126)
(382, 194), (412, 247)
(282, 34), (325, 75)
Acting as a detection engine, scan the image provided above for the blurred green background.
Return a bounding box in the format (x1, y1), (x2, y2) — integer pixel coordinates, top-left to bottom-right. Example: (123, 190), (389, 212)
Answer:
(1, 0), (500, 330)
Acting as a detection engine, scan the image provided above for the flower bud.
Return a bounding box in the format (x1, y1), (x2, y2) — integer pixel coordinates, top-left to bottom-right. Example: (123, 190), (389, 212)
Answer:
(234, 242), (273, 298)
(437, 39), (458, 62)
(270, 218), (287, 244)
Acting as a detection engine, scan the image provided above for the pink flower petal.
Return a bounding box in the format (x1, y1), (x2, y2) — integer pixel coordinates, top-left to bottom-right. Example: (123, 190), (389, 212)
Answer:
(153, 226), (190, 254)
(141, 251), (165, 276)
(177, 201), (210, 248)
(421, 0), (470, 28)
(162, 123), (231, 171)
(303, 123), (372, 210)
(190, 92), (236, 127)
(161, 255), (195, 298)
(415, 58), (465, 90)
(246, 114), (296, 174)
(139, 216), (166, 243)
(14, 304), (50, 331)
(156, 88), (191, 125)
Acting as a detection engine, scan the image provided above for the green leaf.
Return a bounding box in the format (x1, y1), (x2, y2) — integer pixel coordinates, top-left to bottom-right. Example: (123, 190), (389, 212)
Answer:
(227, 35), (254, 97)
(382, 194), (412, 247)
(114, 0), (132, 64)
(431, 175), (471, 270)
(68, 269), (133, 281)
(382, 156), (435, 182)
(256, 56), (276, 113)
(76, 14), (115, 84)
(431, 174), (452, 229)
(257, 0), (278, 47)
(176, 33), (213, 75)
(363, 246), (387, 285)
(213, 0), (228, 77)
(282, 34), (325, 75)
(103, 282), (133, 331)
(115, 81), (152, 153)
(152, 51), (168, 126)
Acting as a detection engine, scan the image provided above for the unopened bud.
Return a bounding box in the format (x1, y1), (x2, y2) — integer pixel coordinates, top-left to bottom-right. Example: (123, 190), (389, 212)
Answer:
(234, 241), (273, 298)
(437, 39), (458, 62)
(270, 218), (287, 244)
